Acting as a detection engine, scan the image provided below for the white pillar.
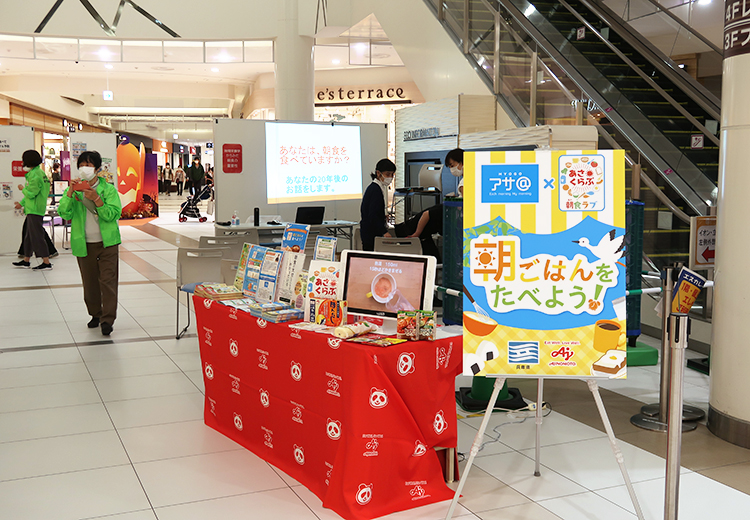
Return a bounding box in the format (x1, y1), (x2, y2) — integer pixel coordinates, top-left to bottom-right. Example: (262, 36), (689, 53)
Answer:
(708, 49), (750, 447)
(275, 0), (314, 121)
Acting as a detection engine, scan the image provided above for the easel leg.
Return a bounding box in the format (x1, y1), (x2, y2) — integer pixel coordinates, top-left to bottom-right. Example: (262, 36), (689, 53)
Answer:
(445, 377), (506, 520)
(587, 379), (645, 520)
(535, 378), (544, 477)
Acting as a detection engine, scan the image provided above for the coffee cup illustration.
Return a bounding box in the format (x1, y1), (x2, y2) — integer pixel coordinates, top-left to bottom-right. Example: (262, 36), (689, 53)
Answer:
(593, 319), (622, 353)
(371, 273), (397, 304)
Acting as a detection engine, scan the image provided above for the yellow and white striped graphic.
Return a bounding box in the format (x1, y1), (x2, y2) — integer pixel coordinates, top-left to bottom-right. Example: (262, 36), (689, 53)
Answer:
(464, 150), (625, 233)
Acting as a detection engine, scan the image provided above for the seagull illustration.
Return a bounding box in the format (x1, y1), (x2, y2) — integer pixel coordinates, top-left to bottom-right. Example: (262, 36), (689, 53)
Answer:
(573, 230), (625, 265)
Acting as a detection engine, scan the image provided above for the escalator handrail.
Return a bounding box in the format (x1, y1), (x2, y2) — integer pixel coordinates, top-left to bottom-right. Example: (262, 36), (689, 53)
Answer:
(476, 0), (714, 214)
(581, 0), (721, 120)
(633, 0), (722, 56)
(462, 0), (694, 224)
(558, 0), (720, 147)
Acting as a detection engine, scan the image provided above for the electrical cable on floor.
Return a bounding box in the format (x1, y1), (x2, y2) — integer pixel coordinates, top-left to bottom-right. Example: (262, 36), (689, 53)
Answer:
(457, 403), (552, 460)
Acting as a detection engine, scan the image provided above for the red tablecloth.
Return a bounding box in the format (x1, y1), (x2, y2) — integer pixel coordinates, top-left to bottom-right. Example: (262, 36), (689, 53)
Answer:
(195, 296), (462, 520)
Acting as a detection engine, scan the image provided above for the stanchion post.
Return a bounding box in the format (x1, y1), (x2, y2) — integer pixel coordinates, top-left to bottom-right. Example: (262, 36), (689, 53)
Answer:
(658, 266), (674, 421)
(664, 313), (689, 520)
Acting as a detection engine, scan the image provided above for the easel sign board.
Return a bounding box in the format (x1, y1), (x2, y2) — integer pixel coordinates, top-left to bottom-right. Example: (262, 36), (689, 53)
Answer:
(462, 150), (627, 379)
(688, 216), (716, 270)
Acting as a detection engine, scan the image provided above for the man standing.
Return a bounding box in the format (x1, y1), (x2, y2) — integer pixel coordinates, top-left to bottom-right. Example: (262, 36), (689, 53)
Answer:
(187, 156), (204, 196)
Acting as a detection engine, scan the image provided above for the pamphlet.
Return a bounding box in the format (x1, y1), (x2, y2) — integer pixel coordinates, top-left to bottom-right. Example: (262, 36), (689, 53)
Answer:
(256, 249), (283, 303)
(242, 245), (269, 297)
(293, 270), (308, 309)
(281, 223), (310, 252)
(314, 236), (337, 261)
(234, 242), (252, 290)
(307, 260), (342, 300)
(306, 298), (348, 326)
(276, 251), (306, 305)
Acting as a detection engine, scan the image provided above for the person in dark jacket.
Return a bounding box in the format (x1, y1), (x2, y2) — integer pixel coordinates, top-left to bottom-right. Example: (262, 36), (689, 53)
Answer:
(360, 158), (395, 251)
(187, 156), (205, 195)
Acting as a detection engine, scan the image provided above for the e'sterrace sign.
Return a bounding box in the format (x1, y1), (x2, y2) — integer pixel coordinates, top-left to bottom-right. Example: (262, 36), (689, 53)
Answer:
(315, 84), (418, 106)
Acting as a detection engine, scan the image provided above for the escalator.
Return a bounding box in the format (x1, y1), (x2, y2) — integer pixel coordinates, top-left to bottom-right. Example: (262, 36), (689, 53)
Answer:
(424, 0), (722, 267)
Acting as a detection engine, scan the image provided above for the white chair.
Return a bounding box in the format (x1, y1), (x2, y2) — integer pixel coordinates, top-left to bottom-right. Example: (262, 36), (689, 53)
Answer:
(221, 258), (240, 286)
(199, 235), (245, 261)
(176, 247), (227, 339)
(374, 237), (423, 256)
(418, 164), (443, 191)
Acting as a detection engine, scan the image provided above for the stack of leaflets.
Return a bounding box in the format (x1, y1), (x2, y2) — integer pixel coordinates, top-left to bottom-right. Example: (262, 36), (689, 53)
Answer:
(195, 283), (244, 301)
(247, 300), (291, 318)
(242, 245), (270, 298)
(262, 308), (304, 323)
(219, 297), (258, 313)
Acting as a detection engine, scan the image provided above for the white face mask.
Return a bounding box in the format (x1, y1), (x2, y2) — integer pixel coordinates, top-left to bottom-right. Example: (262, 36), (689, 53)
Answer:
(450, 165), (462, 177)
(381, 176), (393, 186)
(79, 166), (96, 181)
(22, 166), (31, 172)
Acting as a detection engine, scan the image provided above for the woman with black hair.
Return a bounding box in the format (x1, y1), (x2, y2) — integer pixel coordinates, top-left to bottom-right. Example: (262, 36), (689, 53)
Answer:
(359, 158), (395, 251)
(58, 151), (123, 336)
(12, 150), (52, 270)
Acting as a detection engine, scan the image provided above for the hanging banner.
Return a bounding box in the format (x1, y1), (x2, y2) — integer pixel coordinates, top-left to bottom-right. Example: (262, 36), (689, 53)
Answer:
(463, 150), (627, 379)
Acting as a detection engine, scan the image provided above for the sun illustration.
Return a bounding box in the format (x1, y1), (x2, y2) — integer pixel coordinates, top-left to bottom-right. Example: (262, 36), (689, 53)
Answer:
(475, 249), (496, 266)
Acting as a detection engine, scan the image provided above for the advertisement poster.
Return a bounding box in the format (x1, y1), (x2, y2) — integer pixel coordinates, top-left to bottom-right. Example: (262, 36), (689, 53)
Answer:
(280, 223), (310, 252)
(463, 150), (627, 379)
(0, 138), (11, 153)
(117, 136), (158, 218)
(1, 182), (11, 200)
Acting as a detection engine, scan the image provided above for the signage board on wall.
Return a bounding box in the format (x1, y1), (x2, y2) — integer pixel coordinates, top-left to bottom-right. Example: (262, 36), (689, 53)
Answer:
(0, 138), (10, 153)
(463, 150), (627, 379)
(689, 215), (716, 270)
(11, 161), (24, 177)
(223, 144), (242, 173)
(725, 1), (750, 58)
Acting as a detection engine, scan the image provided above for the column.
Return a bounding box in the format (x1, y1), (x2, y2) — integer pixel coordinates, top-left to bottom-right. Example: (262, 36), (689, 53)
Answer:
(275, 0), (314, 121)
(708, 21), (750, 447)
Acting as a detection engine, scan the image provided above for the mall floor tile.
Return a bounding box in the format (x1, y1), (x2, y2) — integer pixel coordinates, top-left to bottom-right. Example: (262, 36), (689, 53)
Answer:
(0, 208), (748, 520)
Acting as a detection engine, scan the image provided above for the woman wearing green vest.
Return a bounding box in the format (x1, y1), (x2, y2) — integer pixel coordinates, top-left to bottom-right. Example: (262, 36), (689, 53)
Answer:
(12, 150), (52, 270)
(58, 151), (123, 336)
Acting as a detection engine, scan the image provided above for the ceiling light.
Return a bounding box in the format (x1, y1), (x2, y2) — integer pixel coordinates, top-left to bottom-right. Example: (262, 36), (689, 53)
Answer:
(78, 123), (83, 130)
(678, 63), (686, 69)
(105, 63), (113, 69)
(332, 59), (341, 65)
(97, 47), (111, 60)
(524, 5), (536, 16)
(697, 0), (711, 4)
(102, 90), (113, 101)
(211, 67), (219, 72)
(173, 133), (179, 139)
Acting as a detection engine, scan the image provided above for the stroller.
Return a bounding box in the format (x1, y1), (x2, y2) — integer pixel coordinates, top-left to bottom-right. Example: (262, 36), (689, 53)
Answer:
(179, 183), (213, 223)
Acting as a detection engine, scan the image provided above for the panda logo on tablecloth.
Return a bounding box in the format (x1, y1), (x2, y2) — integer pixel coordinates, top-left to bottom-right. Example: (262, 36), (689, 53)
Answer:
(397, 352), (416, 376)
(356, 483), (373, 505)
(327, 338), (342, 349)
(369, 387), (388, 409)
(326, 418), (342, 440)
(433, 410), (447, 435)
(256, 318), (268, 329)
(204, 363), (214, 380)
(233, 413), (243, 431)
(229, 339), (239, 357)
(412, 440), (427, 457)
(290, 361), (302, 381)
(203, 299), (213, 309)
(259, 389), (270, 408)
(294, 444), (305, 465)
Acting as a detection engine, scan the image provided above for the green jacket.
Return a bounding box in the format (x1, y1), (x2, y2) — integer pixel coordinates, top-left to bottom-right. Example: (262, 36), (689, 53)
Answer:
(188, 163), (205, 182)
(20, 165), (50, 216)
(57, 179), (122, 257)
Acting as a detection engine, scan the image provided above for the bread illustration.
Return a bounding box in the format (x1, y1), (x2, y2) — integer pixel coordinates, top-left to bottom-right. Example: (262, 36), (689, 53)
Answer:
(592, 349), (627, 375)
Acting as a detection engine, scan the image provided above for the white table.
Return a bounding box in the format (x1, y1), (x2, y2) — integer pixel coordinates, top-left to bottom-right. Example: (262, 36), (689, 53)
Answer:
(214, 220), (357, 249)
